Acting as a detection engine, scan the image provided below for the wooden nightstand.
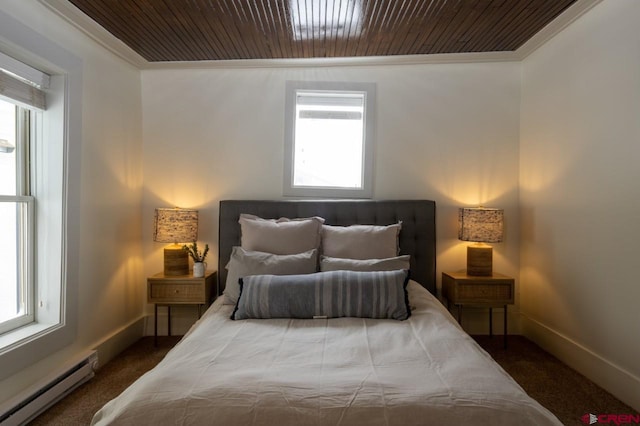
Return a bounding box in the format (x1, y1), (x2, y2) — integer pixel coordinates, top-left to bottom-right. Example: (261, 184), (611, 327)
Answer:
(442, 270), (515, 348)
(147, 271), (217, 346)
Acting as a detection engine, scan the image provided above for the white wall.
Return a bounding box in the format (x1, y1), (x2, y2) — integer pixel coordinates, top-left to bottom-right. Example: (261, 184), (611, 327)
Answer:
(141, 62), (522, 334)
(0, 1), (143, 404)
(520, 0), (640, 410)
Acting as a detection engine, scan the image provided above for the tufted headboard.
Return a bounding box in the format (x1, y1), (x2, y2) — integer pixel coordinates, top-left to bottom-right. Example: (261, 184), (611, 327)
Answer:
(218, 199), (437, 296)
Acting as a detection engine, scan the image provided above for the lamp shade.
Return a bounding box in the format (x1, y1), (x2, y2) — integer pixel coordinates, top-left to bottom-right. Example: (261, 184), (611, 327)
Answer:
(153, 208), (198, 243)
(458, 207), (504, 243)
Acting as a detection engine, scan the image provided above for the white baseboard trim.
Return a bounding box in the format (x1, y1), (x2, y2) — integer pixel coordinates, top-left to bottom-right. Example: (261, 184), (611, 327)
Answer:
(521, 314), (640, 411)
(92, 316), (145, 369)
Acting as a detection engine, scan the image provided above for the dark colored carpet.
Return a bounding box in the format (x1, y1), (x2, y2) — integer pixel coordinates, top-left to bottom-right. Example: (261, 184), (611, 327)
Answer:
(473, 335), (637, 425)
(29, 336), (181, 426)
(29, 335), (636, 425)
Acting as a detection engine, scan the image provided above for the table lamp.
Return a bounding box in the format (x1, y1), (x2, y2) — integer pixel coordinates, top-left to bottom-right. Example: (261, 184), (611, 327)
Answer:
(154, 207), (198, 276)
(458, 207), (503, 276)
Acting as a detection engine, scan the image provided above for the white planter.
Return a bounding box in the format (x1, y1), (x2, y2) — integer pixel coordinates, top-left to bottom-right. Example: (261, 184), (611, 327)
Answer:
(193, 262), (206, 278)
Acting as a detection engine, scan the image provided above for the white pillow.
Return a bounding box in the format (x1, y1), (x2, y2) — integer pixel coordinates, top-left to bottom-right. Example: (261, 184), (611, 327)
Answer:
(320, 255), (410, 272)
(223, 247), (319, 304)
(239, 214), (324, 255)
(321, 222), (402, 260)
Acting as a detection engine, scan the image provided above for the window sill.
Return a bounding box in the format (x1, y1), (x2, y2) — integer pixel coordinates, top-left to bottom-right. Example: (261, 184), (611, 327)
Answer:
(0, 322), (60, 356)
(0, 319), (72, 382)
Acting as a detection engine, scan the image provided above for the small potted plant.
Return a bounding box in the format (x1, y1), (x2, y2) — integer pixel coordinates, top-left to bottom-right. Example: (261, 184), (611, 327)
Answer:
(183, 241), (209, 277)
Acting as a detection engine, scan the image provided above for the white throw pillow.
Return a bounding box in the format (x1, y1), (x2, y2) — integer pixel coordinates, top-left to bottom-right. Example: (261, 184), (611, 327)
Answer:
(223, 247), (319, 304)
(239, 214), (324, 255)
(320, 255), (410, 272)
(321, 222), (402, 260)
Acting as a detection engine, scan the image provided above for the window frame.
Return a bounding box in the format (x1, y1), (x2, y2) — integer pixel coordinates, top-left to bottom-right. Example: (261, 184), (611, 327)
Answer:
(0, 105), (35, 335)
(283, 81), (376, 198)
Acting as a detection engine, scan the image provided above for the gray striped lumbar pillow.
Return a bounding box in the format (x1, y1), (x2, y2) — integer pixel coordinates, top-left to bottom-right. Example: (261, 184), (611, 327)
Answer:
(231, 270), (410, 321)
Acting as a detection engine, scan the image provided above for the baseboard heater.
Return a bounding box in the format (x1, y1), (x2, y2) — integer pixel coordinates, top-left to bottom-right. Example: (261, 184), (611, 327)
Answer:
(0, 350), (98, 426)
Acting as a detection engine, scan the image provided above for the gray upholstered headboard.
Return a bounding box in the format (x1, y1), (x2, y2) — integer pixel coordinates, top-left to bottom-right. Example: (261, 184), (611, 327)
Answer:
(218, 200), (437, 295)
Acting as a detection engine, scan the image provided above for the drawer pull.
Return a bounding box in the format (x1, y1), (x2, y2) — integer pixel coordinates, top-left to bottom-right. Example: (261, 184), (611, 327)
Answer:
(175, 290), (179, 294)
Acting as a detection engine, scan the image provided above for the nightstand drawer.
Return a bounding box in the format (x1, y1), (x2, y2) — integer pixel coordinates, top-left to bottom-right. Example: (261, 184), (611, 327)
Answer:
(457, 283), (513, 303)
(442, 271), (515, 306)
(148, 282), (206, 303)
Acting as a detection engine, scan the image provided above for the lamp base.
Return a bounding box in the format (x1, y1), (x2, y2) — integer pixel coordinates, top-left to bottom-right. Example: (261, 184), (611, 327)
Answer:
(164, 244), (189, 276)
(467, 244), (493, 276)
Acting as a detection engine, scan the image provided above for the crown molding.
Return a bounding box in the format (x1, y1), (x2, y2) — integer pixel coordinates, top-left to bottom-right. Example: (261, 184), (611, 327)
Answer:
(515, 0), (603, 60)
(38, 0), (147, 68)
(144, 51), (520, 70)
(39, 0), (600, 71)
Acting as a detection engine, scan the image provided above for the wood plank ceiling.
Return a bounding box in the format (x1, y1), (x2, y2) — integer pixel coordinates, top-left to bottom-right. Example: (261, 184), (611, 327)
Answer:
(67, 0), (578, 62)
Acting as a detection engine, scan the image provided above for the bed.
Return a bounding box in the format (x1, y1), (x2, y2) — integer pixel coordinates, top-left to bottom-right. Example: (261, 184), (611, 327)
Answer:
(91, 199), (561, 425)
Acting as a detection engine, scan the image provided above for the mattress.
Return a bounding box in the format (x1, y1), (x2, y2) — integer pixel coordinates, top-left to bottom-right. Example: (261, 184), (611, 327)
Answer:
(91, 281), (561, 425)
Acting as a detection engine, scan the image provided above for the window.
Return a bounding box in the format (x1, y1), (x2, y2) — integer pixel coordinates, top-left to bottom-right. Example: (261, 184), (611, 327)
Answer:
(0, 99), (34, 335)
(0, 14), (82, 380)
(284, 81), (375, 198)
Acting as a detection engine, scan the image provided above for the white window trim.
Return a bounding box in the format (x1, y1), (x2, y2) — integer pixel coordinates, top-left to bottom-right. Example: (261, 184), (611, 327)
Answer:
(0, 9), (82, 381)
(283, 81), (376, 199)
(0, 195), (35, 335)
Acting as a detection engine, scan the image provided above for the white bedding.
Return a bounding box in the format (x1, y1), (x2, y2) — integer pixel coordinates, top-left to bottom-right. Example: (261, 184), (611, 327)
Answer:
(92, 281), (561, 425)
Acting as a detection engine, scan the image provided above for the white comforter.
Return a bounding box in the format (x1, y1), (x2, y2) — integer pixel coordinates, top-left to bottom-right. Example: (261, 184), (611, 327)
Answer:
(92, 281), (561, 425)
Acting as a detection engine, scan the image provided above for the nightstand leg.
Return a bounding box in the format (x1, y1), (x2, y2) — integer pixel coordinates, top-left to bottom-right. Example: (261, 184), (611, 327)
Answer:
(489, 308), (493, 337)
(504, 305), (508, 349)
(168, 305), (172, 337)
(154, 304), (158, 347)
(457, 305), (462, 323)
